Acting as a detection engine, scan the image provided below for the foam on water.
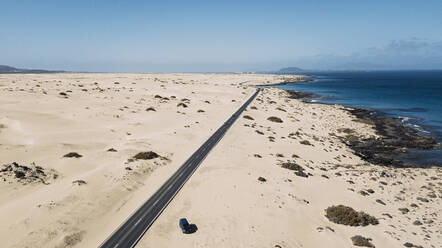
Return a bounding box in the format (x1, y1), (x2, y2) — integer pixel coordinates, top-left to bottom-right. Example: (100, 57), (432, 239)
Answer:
(274, 70), (442, 165)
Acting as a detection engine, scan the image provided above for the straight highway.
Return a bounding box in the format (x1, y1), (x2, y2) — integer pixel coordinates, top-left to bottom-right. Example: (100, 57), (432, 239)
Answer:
(99, 88), (261, 248)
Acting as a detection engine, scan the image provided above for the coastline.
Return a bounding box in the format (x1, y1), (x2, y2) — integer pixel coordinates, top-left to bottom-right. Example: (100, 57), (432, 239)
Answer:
(264, 75), (441, 168)
(0, 73), (440, 248)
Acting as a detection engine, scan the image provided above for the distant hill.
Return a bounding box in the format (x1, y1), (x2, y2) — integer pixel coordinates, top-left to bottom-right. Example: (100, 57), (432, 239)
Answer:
(0, 65), (63, 73)
(277, 67), (304, 73)
(0, 65), (20, 73)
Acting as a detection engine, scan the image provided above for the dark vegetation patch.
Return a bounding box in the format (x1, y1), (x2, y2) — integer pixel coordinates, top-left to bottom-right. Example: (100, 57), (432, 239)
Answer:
(63, 152), (82, 158)
(403, 242), (423, 248)
(0, 162), (58, 185)
(281, 162), (304, 171)
(72, 180), (87, 186)
(61, 231), (86, 247)
(177, 102), (188, 108)
(412, 220), (422, 225)
(197, 109), (205, 113)
(351, 235), (375, 247)
(107, 148), (117, 152)
(267, 116), (283, 123)
(337, 128), (355, 134)
(133, 151), (159, 160)
(376, 199), (386, 205)
(325, 205), (379, 226)
(257, 177), (267, 182)
(295, 170), (309, 178)
(146, 107), (156, 112)
(255, 130), (264, 135)
(243, 115), (254, 120)
(342, 108), (438, 168)
(398, 208), (409, 214)
(281, 161), (309, 178)
(359, 190), (369, 196)
(299, 140), (313, 146)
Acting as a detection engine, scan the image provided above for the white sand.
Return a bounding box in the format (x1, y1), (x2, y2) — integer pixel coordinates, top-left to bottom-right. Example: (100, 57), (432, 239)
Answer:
(0, 73), (440, 248)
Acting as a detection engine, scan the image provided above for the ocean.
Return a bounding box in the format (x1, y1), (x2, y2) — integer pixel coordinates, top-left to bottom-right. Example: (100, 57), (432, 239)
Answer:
(273, 70), (442, 166)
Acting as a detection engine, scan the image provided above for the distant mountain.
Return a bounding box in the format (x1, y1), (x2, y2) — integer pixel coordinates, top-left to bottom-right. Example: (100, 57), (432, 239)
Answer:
(0, 65), (20, 73)
(277, 67), (304, 73)
(0, 65), (63, 73)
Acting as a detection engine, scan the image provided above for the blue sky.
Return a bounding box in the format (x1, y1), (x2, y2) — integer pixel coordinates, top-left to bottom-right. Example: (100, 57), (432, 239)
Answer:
(1, 0), (442, 72)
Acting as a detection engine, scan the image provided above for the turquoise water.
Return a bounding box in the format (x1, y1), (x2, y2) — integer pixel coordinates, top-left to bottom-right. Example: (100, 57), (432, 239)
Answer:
(273, 70), (442, 165)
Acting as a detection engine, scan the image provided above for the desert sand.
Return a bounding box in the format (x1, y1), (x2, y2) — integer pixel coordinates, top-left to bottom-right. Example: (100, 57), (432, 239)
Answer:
(0, 73), (440, 248)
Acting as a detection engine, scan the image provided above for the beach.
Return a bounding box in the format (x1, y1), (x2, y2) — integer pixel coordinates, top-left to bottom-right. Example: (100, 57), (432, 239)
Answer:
(0, 73), (440, 248)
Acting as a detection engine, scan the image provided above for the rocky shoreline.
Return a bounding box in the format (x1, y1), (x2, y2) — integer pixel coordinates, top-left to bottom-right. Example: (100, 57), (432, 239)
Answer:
(286, 90), (440, 168)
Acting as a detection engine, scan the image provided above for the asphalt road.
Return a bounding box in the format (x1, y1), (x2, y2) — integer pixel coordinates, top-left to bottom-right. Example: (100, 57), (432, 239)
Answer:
(99, 88), (261, 248)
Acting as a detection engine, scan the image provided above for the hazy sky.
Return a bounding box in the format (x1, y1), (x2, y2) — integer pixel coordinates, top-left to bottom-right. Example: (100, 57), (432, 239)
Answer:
(1, 0), (442, 72)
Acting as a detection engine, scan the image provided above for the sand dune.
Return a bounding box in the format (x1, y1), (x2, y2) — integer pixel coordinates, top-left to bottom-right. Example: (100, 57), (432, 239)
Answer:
(0, 73), (440, 248)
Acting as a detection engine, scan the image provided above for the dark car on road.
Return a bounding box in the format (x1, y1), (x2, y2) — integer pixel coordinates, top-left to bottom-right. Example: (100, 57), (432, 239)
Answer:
(179, 218), (198, 234)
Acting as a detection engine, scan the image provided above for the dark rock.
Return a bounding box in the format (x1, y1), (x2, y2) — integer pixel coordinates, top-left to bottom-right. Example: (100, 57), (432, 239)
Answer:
(286, 90), (318, 100)
(1, 162), (58, 184)
(342, 108), (438, 168)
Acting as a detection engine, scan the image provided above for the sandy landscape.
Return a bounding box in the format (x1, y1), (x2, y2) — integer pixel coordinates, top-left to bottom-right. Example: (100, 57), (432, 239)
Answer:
(0, 73), (440, 248)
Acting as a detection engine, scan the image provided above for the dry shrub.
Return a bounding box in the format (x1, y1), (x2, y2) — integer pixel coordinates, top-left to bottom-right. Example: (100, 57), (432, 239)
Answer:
(325, 205), (379, 226)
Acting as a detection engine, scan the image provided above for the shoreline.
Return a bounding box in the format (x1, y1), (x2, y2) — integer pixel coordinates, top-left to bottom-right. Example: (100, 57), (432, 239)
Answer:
(285, 88), (440, 167)
(272, 83), (441, 168)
